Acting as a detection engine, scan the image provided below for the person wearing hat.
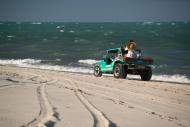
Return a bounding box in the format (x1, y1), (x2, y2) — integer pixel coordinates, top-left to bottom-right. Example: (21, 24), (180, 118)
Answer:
(124, 40), (138, 58)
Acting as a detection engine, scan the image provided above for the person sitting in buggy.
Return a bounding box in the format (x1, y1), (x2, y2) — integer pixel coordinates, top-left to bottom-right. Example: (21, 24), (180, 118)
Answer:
(122, 40), (141, 59)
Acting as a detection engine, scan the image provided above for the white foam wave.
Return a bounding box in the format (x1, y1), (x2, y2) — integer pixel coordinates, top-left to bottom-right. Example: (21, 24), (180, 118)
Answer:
(74, 39), (79, 43)
(0, 59), (41, 66)
(56, 25), (65, 29)
(0, 59), (189, 84)
(152, 74), (190, 84)
(127, 74), (190, 84)
(78, 59), (98, 65)
(36, 65), (93, 73)
(143, 22), (154, 25)
(31, 22), (41, 25)
(56, 26), (61, 29)
(0, 59), (92, 73)
(156, 23), (162, 25)
(104, 31), (114, 36)
(69, 30), (75, 33)
(7, 35), (15, 38)
(56, 59), (61, 61)
(60, 30), (64, 32)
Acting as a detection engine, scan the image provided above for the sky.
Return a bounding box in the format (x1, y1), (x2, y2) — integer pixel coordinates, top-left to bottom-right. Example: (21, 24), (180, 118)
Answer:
(0, 0), (190, 22)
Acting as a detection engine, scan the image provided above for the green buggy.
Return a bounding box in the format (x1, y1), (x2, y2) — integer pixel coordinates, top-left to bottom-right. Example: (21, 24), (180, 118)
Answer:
(94, 48), (153, 81)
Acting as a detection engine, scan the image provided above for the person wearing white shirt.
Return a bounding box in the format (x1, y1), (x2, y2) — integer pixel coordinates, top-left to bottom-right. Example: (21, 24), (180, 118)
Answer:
(124, 40), (138, 58)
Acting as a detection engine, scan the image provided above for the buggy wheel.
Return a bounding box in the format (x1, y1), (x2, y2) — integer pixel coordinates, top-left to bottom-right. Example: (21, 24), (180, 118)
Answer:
(94, 65), (102, 77)
(113, 63), (127, 79)
(140, 67), (152, 81)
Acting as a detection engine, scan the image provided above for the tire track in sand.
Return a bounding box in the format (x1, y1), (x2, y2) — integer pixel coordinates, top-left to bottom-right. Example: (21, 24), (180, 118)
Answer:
(23, 82), (60, 127)
(64, 78), (117, 127)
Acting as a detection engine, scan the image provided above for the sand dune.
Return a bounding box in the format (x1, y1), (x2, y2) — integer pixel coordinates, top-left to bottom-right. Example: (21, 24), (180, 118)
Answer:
(0, 65), (190, 127)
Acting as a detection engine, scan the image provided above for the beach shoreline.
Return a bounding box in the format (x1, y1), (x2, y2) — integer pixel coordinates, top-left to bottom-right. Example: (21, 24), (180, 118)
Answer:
(0, 65), (190, 127)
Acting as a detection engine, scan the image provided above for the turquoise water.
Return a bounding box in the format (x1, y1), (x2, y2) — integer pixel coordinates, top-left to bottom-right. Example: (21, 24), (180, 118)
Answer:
(0, 22), (190, 78)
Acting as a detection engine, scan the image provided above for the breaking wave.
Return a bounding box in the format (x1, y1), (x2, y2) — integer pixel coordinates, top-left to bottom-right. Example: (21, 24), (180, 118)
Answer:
(69, 30), (75, 33)
(7, 35), (15, 38)
(143, 22), (154, 25)
(0, 59), (189, 84)
(31, 22), (42, 25)
(78, 59), (98, 65)
(152, 74), (190, 84)
(127, 75), (190, 84)
(0, 59), (93, 73)
(0, 59), (41, 65)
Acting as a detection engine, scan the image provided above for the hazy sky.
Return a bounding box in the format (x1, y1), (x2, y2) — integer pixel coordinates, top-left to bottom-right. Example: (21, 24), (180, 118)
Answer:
(0, 0), (190, 22)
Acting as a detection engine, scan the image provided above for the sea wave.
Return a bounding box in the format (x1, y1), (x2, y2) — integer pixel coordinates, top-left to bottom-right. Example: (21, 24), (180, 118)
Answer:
(0, 59), (92, 73)
(7, 35), (15, 38)
(151, 64), (168, 69)
(143, 22), (154, 25)
(156, 23), (162, 25)
(0, 59), (41, 65)
(127, 75), (190, 84)
(152, 74), (190, 84)
(69, 30), (75, 33)
(149, 31), (159, 36)
(78, 59), (98, 65)
(31, 22), (42, 25)
(56, 26), (61, 29)
(60, 30), (64, 32)
(0, 59), (189, 84)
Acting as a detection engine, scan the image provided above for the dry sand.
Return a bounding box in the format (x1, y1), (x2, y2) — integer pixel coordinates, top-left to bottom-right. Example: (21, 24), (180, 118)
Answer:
(0, 65), (190, 127)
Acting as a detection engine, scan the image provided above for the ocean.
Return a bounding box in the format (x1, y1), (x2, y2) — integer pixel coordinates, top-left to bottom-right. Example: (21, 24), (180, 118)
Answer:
(0, 22), (190, 83)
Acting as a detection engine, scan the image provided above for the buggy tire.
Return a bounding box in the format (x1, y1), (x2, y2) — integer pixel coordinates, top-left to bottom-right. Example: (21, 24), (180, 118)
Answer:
(94, 65), (102, 77)
(113, 63), (127, 79)
(140, 66), (152, 81)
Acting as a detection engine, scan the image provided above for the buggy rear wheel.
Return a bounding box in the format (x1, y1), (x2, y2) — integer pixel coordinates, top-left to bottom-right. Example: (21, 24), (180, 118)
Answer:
(140, 67), (152, 81)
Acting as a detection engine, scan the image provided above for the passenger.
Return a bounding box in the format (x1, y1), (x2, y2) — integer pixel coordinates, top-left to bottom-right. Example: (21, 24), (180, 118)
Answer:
(125, 40), (138, 58)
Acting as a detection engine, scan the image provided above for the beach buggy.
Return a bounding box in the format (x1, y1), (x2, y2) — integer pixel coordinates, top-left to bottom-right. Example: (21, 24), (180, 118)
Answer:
(94, 48), (153, 81)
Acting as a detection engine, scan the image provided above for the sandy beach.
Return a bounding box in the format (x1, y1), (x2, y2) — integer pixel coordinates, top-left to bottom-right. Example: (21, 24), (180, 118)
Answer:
(0, 65), (190, 127)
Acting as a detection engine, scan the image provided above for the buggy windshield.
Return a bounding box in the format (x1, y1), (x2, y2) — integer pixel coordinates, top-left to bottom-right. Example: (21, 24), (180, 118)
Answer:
(107, 49), (121, 58)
